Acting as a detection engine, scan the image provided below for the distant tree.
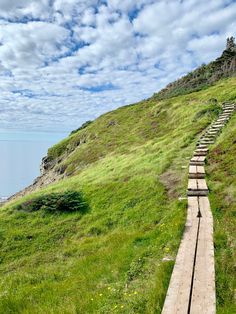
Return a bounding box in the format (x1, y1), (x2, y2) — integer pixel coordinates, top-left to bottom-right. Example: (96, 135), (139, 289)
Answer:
(226, 36), (236, 51)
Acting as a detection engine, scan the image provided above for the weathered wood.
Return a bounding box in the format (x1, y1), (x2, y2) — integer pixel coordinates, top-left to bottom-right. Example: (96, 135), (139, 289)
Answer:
(198, 141), (214, 145)
(203, 135), (216, 139)
(216, 118), (229, 122)
(188, 179), (198, 190)
(190, 197), (216, 314)
(197, 179), (208, 190)
(187, 179), (208, 196)
(161, 197), (199, 314)
(211, 125), (223, 129)
(194, 152), (208, 156)
(189, 165), (205, 178)
(162, 105), (234, 313)
(190, 156), (206, 166)
(223, 104), (235, 108)
(223, 110), (234, 114)
(212, 123), (225, 127)
(198, 144), (208, 148)
(218, 115), (230, 119)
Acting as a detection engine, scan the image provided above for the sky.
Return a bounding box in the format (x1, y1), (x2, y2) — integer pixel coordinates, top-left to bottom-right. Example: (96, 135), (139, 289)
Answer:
(0, 0), (236, 132)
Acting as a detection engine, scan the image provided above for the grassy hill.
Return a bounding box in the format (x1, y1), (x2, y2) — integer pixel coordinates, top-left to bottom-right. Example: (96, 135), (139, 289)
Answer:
(1, 44), (236, 313)
(153, 47), (236, 100)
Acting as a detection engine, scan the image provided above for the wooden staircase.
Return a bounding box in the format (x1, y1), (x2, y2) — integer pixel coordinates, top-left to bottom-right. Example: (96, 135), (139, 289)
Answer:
(162, 103), (235, 314)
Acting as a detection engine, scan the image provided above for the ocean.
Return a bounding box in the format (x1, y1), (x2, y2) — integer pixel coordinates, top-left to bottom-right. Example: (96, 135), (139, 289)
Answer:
(0, 129), (67, 199)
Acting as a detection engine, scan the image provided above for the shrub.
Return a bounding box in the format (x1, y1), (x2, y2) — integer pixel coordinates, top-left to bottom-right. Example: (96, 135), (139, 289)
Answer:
(70, 120), (92, 135)
(15, 191), (88, 214)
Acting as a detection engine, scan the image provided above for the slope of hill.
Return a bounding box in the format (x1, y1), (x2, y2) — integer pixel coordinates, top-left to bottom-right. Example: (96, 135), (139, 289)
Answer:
(1, 77), (235, 313)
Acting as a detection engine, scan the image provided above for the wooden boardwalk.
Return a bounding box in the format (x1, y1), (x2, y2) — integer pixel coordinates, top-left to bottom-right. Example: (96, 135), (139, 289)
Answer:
(162, 103), (235, 313)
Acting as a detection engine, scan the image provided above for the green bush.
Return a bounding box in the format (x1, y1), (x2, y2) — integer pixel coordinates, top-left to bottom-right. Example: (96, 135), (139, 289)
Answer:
(15, 191), (88, 214)
(70, 120), (92, 135)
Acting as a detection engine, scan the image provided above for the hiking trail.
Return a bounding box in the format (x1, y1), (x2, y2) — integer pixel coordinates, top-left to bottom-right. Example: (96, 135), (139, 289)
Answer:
(162, 103), (236, 314)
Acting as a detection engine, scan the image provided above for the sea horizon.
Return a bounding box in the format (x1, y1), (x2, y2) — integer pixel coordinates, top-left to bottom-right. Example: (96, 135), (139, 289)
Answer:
(0, 129), (67, 198)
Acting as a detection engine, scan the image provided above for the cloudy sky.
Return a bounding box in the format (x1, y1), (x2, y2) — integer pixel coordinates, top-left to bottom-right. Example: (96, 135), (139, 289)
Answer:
(0, 0), (235, 132)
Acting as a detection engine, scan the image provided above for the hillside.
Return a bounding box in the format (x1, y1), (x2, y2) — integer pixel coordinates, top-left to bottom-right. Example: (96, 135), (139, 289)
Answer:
(153, 39), (236, 100)
(1, 48), (236, 313)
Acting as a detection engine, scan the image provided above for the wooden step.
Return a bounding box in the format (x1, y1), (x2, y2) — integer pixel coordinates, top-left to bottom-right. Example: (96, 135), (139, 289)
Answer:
(203, 134), (216, 139)
(218, 114), (230, 118)
(190, 156), (206, 165)
(190, 197), (216, 314)
(223, 104), (235, 107)
(212, 123), (225, 127)
(187, 179), (208, 196)
(198, 144), (208, 149)
(198, 142), (214, 145)
(189, 165), (205, 178)
(161, 197), (199, 314)
(198, 139), (214, 144)
(216, 118), (229, 122)
(211, 125), (223, 129)
(223, 110), (234, 114)
(194, 151), (208, 157)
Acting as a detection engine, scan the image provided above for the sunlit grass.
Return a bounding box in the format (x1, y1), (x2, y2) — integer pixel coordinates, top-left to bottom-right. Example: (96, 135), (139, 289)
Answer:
(0, 77), (236, 313)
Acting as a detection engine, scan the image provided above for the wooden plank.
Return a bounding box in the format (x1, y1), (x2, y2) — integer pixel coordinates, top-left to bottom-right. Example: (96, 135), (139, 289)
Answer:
(194, 152), (208, 157)
(191, 157), (199, 162)
(223, 110), (234, 114)
(203, 135), (215, 139)
(216, 119), (228, 123)
(198, 156), (206, 162)
(223, 104), (235, 107)
(218, 115), (230, 119)
(212, 123), (225, 127)
(188, 179), (198, 190)
(190, 156), (205, 166)
(198, 141), (214, 145)
(189, 165), (197, 174)
(198, 139), (214, 143)
(197, 179), (208, 191)
(196, 166), (205, 174)
(190, 197), (216, 314)
(190, 161), (205, 166)
(195, 148), (208, 152)
(162, 197), (199, 314)
(189, 165), (205, 179)
(187, 179), (208, 196)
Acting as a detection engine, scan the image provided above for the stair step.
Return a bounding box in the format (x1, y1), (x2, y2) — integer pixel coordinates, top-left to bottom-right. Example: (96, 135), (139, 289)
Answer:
(187, 178), (208, 196)
(189, 165), (205, 179)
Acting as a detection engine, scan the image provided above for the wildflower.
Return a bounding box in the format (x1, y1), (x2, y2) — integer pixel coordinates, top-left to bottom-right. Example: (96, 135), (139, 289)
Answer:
(134, 291), (138, 295)
(121, 305), (124, 309)
(91, 298), (94, 301)
(99, 293), (103, 297)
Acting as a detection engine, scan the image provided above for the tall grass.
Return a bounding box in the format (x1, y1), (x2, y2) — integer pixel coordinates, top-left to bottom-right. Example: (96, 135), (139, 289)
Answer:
(0, 78), (236, 313)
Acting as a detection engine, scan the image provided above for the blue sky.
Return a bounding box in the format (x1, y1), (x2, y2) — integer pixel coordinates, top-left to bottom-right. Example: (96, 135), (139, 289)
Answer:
(0, 0), (235, 132)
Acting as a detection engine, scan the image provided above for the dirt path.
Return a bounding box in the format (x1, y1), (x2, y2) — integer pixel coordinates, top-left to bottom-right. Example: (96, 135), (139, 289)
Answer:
(162, 103), (236, 314)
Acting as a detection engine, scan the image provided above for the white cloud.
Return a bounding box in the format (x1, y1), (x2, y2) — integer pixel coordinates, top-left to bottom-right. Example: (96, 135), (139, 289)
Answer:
(0, 22), (70, 70)
(0, 0), (235, 131)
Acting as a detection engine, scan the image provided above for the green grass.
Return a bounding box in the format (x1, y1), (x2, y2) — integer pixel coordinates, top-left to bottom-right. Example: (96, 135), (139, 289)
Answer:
(0, 78), (236, 313)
